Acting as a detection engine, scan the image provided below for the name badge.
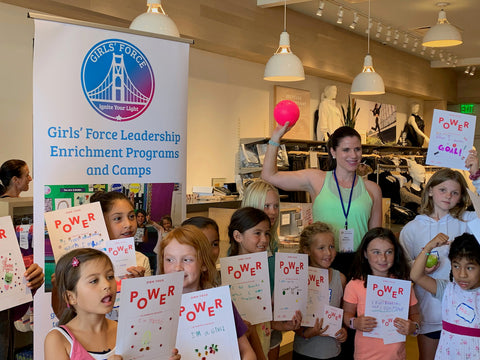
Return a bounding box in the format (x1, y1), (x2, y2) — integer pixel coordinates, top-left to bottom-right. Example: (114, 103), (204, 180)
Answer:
(339, 228), (354, 253)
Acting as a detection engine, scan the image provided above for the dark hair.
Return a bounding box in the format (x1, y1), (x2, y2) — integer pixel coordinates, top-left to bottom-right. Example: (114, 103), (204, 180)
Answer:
(0, 159), (27, 195)
(448, 233), (480, 281)
(161, 215), (173, 224)
(136, 209), (147, 217)
(90, 191), (131, 213)
(158, 225), (217, 290)
(182, 216), (219, 235)
(351, 227), (410, 287)
(228, 207), (270, 256)
(326, 126), (361, 170)
(55, 248), (113, 325)
(420, 168), (470, 219)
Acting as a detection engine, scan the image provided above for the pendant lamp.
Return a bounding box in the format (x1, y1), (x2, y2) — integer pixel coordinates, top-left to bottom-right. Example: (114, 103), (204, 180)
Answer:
(350, 0), (385, 95)
(264, 0), (305, 82)
(130, 0), (179, 37)
(422, 3), (462, 48)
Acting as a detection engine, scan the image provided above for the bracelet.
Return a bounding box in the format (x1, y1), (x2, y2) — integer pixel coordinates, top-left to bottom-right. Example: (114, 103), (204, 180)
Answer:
(469, 169), (480, 180)
(412, 322), (420, 336)
(349, 317), (356, 330)
(268, 139), (280, 147)
(424, 251), (430, 256)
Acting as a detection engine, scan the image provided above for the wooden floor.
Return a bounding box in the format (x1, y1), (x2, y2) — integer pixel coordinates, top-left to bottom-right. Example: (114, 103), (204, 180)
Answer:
(278, 331), (420, 360)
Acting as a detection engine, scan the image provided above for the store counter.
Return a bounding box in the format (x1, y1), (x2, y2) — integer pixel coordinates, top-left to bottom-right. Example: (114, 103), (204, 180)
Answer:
(186, 197), (242, 217)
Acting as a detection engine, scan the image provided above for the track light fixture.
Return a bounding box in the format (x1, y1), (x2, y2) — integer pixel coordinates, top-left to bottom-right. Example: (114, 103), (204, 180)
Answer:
(316, 0), (325, 17)
(403, 35), (409, 48)
(470, 66), (476, 76)
(385, 27), (392, 42)
(337, 6), (344, 24)
(365, 19), (372, 34)
(412, 40), (419, 52)
(375, 23), (383, 38)
(349, 12), (359, 30)
(465, 65), (471, 74)
(430, 49), (436, 57)
(420, 46), (426, 55)
(393, 30), (400, 45)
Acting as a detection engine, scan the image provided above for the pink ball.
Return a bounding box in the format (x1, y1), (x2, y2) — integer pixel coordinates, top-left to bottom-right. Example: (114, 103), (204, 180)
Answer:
(274, 100), (300, 127)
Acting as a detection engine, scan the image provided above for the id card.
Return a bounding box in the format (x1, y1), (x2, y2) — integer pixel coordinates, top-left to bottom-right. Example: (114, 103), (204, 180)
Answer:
(339, 228), (354, 253)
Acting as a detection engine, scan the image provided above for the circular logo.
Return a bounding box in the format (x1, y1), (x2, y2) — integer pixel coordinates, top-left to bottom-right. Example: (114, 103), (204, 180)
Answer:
(81, 39), (155, 122)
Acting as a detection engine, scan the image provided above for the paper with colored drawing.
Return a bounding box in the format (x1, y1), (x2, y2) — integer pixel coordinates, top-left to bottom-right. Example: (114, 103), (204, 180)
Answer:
(302, 267), (329, 327)
(426, 109), (476, 169)
(273, 252), (308, 321)
(0, 216), (32, 312)
(364, 275), (411, 344)
(44, 202), (110, 262)
(116, 272), (184, 359)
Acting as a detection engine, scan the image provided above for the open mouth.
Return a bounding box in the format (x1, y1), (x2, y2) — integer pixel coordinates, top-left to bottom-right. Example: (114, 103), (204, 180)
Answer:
(101, 295), (113, 304)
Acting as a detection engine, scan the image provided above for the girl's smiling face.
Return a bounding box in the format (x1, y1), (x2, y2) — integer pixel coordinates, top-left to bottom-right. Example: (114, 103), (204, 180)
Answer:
(364, 237), (395, 277)
(163, 239), (206, 293)
(429, 179), (462, 218)
(306, 232), (336, 269)
(104, 199), (137, 239)
(233, 220), (270, 255)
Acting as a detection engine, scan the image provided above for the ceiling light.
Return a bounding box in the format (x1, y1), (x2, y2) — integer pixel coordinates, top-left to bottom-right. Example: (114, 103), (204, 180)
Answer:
(470, 66), (476, 76)
(351, 0), (385, 95)
(337, 6), (344, 24)
(375, 23), (383, 38)
(403, 35), (409, 48)
(129, 0), (180, 37)
(264, 0), (305, 82)
(464, 66), (471, 74)
(316, 0), (325, 17)
(350, 12), (359, 30)
(422, 2), (462, 47)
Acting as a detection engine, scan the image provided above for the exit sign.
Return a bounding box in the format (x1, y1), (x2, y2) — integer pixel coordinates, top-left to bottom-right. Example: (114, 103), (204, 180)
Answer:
(460, 104), (475, 114)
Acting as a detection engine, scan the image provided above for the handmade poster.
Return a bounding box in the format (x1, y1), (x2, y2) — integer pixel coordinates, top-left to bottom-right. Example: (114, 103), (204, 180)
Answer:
(0, 216), (32, 312)
(273, 253), (308, 321)
(322, 305), (343, 338)
(302, 267), (329, 327)
(176, 286), (240, 360)
(426, 109), (476, 170)
(116, 272), (184, 359)
(364, 275), (411, 344)
(220, 251), (272, 325)
(95, 238), (137, 279)
(44, 202), (110, 262)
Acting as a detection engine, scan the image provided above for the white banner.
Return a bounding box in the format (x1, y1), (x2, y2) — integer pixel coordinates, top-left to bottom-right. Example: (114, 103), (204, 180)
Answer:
(33, 19), (189, 358)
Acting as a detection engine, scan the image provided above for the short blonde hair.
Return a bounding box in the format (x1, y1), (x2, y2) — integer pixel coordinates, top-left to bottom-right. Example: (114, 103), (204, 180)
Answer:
(299, 222), (334, 255)
(158, 225), (217, 290)
(242, 179), (280, 252)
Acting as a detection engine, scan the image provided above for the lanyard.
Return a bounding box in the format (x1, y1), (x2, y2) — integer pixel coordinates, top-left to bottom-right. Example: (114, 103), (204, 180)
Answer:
(333, 170), (356, 230)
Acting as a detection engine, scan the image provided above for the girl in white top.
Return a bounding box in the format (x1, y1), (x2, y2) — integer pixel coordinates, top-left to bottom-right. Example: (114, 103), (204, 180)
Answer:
(400, 149), (480, 360)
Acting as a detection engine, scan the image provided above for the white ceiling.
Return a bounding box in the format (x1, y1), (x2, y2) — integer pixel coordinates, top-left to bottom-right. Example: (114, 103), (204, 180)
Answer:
(259, 0), (480, 74)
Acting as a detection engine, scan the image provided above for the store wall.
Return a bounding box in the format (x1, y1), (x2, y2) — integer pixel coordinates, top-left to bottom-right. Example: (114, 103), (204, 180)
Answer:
(0, 2), (425, 194)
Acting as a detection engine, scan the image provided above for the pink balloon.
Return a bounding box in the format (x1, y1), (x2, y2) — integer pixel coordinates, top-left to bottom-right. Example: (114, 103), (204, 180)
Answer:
(274, 100), (300, 126)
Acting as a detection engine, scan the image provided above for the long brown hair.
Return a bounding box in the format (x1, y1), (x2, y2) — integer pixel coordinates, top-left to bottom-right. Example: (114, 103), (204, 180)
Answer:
(55, 248), (114, 325)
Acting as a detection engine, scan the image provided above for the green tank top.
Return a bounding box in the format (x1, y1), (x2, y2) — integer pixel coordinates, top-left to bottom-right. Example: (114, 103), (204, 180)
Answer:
(312, 171), (373, 251)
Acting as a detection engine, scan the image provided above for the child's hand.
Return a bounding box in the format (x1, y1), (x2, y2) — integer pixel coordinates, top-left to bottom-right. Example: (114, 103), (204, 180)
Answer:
(335, 327), (348, 343)
(272, 310), (302, 331)
(466, 147), (479, 174)
(393, 318), (415, 336)
(126, 266), (146, 278)
(355, 316), (377, 332)
(169, 348), (181, 360)
(25, 263), (45, 291)
(425, 233), (449, 253)
(310, 317), (328, 337)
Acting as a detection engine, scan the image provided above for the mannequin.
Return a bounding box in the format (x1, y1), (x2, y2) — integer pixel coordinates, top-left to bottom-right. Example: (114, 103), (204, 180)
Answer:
(400, 160), (425, 213)
(402, 103), (429, 147)
(316, 85), (342, 141)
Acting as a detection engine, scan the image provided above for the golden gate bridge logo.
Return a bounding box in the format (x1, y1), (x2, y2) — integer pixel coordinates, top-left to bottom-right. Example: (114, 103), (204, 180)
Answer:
(81, 39), (155, 121)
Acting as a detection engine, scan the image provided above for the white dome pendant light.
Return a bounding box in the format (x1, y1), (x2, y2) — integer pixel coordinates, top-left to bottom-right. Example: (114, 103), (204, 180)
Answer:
(422, 2), (462, 48)
(130, 0), (180, 37)
(264, 0), (305, 82)
(350, 0), (385, 95)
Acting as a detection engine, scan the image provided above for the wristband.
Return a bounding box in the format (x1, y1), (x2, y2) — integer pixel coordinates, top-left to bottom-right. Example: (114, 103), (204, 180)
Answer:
(268, 139), (280, 147)
(469, 169), (480, 180)
(412, 322), (420, 336)
(349, 317), (356, 330)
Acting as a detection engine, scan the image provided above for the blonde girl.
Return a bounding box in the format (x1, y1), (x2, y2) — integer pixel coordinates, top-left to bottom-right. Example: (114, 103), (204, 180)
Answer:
(294, 222), (347, 360)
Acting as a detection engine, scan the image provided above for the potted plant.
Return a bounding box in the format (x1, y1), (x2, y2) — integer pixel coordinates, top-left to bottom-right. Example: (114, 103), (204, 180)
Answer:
(341, 96), (360, 128)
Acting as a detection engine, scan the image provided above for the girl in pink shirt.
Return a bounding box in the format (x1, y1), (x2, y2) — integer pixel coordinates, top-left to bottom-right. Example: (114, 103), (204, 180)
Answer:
(343, 228), (420, 360)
